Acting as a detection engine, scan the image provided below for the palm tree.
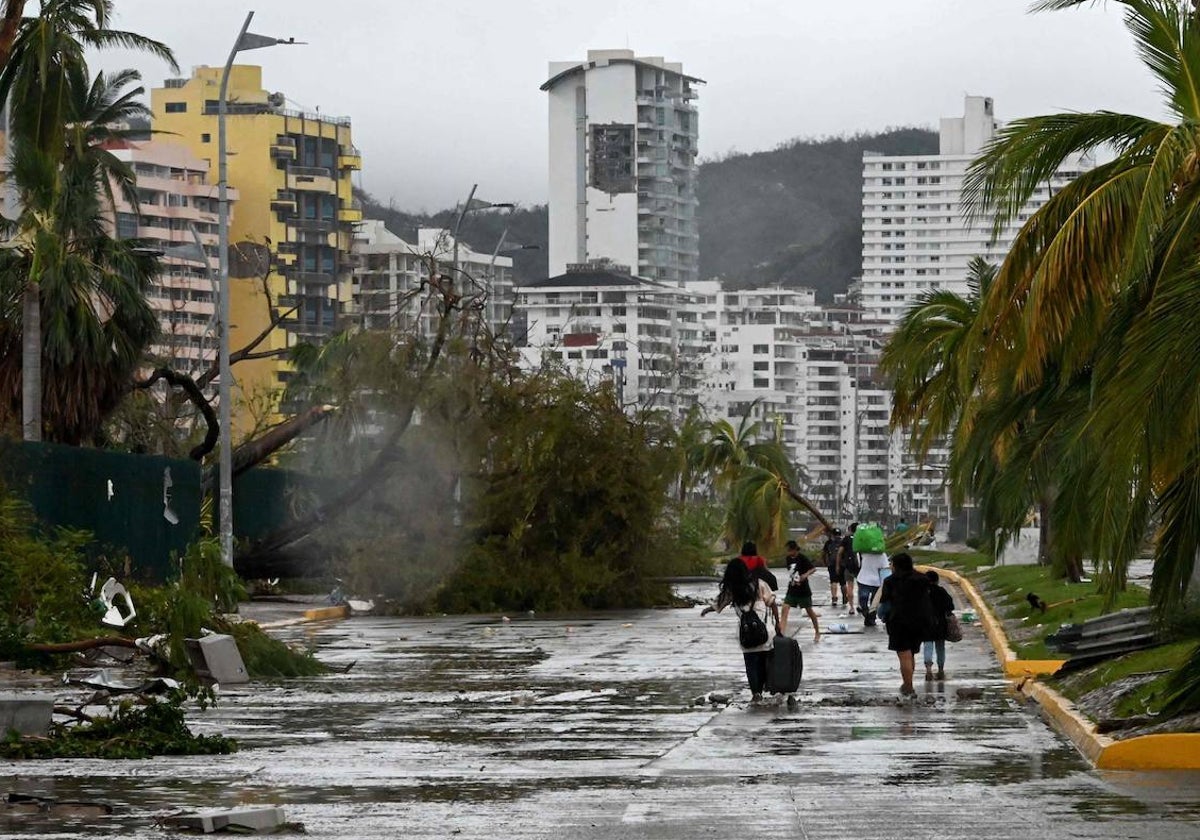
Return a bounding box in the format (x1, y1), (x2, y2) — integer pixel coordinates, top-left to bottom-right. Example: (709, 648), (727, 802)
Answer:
(0, 65), (162, 443)
(960, 0), (1200, 611)
(690, 403), (831, 547)
(881, 256), (995, 460)
(689, 405), (790, 495)
(0, 0), (175, 441)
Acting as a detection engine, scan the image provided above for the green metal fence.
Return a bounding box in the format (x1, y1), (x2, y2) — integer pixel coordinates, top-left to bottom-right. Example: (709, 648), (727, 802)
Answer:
(0, 440), (202, 582)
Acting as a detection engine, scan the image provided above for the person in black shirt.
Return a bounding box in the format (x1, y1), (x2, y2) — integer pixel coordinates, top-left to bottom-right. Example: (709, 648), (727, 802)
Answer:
(779, 540), (820, 641)
(837, 522), (859, 617)
(822, 528), (843, 607)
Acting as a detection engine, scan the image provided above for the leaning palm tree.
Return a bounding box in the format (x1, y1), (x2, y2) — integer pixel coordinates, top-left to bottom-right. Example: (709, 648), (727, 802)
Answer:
(690, 403), (831, 547)
(961, 0), (1200, 612)
(689, 405), (790, 495)
(0, 0), (175, 441)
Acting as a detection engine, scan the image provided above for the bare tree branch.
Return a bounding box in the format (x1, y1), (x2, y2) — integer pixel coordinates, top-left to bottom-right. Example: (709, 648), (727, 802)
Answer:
(133, 367), (218, 461)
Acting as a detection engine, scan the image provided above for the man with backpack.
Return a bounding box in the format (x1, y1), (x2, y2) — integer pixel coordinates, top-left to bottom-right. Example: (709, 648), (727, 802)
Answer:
(836, 523), (860, 617)
(822, 528), (843, 608)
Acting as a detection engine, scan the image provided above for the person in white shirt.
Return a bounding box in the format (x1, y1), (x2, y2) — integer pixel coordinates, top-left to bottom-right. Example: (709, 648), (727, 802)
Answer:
(708, 557), (780, 702)
(855, 551), (889, 627)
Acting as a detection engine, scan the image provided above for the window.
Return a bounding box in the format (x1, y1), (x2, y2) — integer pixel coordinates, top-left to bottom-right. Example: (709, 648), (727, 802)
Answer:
(115, 213), (139, 239)
(753, 344), (769, 354)
(201, 133), (211, 143)
(753, 378), (770, 388)
(753, 361), (769, 371)
(164, 102), (187, 113)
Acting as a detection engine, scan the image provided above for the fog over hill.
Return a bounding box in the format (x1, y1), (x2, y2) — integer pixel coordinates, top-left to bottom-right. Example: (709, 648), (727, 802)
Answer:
(357, 127), (938, 302)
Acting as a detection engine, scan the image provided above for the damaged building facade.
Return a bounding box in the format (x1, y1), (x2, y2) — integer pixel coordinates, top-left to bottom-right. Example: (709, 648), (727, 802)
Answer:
(543, 50), (702, 288)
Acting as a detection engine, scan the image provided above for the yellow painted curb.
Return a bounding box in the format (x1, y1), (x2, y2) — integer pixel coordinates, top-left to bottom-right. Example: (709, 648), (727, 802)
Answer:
(1096, 733), (1200, 770)
(302, 605), (349, 621)
(915, 565), (1018, 670)
(1020, 679), (1109, 765)
(922, 563), (1200, 771)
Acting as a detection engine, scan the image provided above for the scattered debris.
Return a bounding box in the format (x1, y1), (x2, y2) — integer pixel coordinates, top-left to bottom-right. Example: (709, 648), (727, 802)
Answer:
(164, 806), (291, 834)
(64, 670), (180, 696)
(0, 694), (54, 736)
(5, 792), (112, 818)
(1048, 607), (1158, 670)
(96, 577), (136, 628)
(185, 635), (249, 685)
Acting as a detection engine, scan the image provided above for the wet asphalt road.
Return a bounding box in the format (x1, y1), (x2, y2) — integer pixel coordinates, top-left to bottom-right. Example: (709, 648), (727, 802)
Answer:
(2, 578), (1199, 838)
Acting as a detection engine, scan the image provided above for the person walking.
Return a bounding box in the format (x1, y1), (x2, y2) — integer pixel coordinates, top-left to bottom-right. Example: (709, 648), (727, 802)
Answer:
(922, 570), (955, 681)
(837, 523), (859, 616)
(822, 528), (843, 607)
(877, 552), (934, 696)
(779, 540), (820, 642)
(855, 547), (889, 627)
(737, 540), (778, 592)
(708, 557), (780, 702)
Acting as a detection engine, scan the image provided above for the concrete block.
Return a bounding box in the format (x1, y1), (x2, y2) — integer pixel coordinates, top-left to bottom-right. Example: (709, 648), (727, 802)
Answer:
(0, 693), (55, 736)
(996, 527), (1041, 565)
(184, 634), (249, 684)
(168, 806), (287, 833)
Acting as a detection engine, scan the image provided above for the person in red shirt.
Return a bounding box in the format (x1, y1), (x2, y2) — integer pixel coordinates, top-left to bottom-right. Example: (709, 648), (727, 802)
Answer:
(738, 541), (778, 591)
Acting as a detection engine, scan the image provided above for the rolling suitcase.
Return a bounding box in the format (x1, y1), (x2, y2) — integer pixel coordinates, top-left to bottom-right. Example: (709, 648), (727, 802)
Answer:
(766, 634), (803, 694)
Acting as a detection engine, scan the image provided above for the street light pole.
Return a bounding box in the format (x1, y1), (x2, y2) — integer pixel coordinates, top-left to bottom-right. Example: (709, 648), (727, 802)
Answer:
(217, 10), (300, 568)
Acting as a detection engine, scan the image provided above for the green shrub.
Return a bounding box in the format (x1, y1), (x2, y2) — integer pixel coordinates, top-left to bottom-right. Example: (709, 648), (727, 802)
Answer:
(0, 690), (236, 759)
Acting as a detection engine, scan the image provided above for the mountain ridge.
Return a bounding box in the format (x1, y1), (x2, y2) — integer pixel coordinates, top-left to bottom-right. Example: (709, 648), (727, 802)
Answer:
(356, 126), (938, 302)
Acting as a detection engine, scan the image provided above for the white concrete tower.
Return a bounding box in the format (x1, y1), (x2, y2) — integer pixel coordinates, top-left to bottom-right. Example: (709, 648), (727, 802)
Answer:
(860, 95), (1091, 327)
(543, 50), (702, 287)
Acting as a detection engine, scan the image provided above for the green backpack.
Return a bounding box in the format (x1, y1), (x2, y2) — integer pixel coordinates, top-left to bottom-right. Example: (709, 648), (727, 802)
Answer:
(852, 523), (886, 553)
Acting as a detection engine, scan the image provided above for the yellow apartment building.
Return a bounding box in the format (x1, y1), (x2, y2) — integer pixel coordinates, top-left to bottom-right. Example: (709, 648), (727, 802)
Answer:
(150, 65), (362, 434)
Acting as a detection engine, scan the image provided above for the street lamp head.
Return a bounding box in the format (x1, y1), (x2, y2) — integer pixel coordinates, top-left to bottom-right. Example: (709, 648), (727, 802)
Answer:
(465, 198), (515, 212)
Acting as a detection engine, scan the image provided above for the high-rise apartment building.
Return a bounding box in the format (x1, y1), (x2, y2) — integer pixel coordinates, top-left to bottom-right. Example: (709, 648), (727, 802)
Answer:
(108, 140), (234, 382)
(860, 95), (1091, 326)
(150, 65), (362, 429)
(543, 50), (702, 287)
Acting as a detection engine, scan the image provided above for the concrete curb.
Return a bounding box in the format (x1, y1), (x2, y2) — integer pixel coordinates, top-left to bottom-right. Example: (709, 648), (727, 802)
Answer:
(920, 564), (1200, 771)
(251, 604), (351, 630)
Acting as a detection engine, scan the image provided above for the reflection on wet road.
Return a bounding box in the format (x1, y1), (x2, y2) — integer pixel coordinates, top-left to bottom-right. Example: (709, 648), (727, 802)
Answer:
(2, 581), (1198, 838)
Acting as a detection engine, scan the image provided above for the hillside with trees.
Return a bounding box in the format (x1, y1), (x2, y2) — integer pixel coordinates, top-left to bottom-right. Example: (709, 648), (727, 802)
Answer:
(357, 127), (937, 300)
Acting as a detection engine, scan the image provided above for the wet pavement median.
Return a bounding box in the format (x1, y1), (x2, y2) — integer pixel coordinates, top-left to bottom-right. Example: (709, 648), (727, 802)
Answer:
(2, 579), (1198, 838)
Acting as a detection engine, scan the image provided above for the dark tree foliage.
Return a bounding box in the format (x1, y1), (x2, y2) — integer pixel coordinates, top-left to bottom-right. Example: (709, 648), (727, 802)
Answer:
(442, 371), (678, 612)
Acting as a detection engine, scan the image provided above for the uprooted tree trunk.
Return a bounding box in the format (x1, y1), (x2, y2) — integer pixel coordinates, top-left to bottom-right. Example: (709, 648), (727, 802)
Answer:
(200, 403), (336, 493)
(234, 261), (469, 578)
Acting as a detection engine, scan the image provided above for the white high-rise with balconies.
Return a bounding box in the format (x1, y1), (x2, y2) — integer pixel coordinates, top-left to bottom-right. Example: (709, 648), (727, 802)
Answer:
(860, 95), (1092, 326)
(543, 50), (702, 288)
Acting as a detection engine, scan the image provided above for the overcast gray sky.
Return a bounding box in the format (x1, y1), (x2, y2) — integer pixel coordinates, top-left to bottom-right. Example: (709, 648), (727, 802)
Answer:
(94, 0), (1162, 212)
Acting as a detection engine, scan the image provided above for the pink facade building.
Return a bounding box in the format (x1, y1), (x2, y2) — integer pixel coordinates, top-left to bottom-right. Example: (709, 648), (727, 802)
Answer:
(108, 141), (237, 380)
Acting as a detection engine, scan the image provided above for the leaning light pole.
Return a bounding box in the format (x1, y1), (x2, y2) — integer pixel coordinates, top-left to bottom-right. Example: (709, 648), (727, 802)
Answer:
(217, 10), (300, 567)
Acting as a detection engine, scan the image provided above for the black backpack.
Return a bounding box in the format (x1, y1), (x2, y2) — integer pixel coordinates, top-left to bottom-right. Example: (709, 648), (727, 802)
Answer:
(738, 604), (769, 649)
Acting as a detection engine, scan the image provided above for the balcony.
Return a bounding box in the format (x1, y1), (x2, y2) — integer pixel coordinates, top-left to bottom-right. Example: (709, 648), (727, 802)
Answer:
(292, 218), (335, 233)
(338, 146), (362, 170)
(338, 207), (363, 223)
(270, 136), (297, 160)
(287, 166), (337, 194)
(270, 190), (297, 212)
